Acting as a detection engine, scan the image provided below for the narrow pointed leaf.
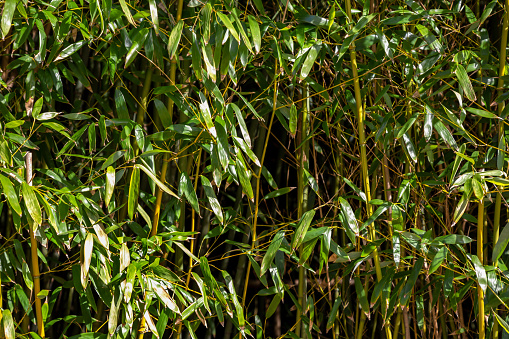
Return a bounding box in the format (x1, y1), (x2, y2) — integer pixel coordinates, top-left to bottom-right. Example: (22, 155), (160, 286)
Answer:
(128, 166), (140, 220)
(0, 174), (21, 215)
(291, 209), (316, 251)
(22, 182), (42, 226)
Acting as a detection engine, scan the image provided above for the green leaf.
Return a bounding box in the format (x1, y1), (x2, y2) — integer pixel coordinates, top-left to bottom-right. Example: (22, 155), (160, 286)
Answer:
(1, 0), (16, 38)
(494, 312), (509, 334)
(354, 276), (370, 317)
(119, 0), (136, 26)
(125, 28), (149, 68)
(135, 163), (179, 199)
(339, 197), (358, 235)
(231, 103), (251, 147)
(128, 166), (140, 220)
(326, 296), (342, 330)
(493, 222), (509, 262)
(429, 246), (447, 275)
(222, 271), (245, 326)
(81, 233), (94, 288)
(54, 40), (87, 62)
(300, 44), (321, 80)
(466, 107), (498, 119)
(56, 125), (88, 158)
(264, 187), (294, 200)
(104, 166), (115, 207)
(201, 176), (223, 223)
(266, 294), (282, 318)
(434, 120), (458, 151)
(168, 20), (184, 59)
(424, 105), (434, 142)
(217, 12), (240, 42)
(470, 254), (487, 292)
(180, 172), (200, 215)
(260, 231), (285, 277)
(289, 104), (297, 135)
(236, 154), (254, 200)
(22, 261), (33, 291)
(291, 209), (316, 251)
(22, 182), (42, 227)
(0, 174), (21, 215)
(455, 64), (476, 101)
(5, 120), (24, 128)
(248, 15), (261, 54)
(2, 309), (15, 339)
(399, 257), (424, 306)
(375, 27), (392, 59)
(453, 192), (469, 226)
(233, 136), (260, 167)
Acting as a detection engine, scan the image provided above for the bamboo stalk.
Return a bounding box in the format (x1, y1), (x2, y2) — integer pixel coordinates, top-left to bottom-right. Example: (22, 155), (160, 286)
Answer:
(240, 60), (279, 335)
(296, 84), (310, 338)
(26, 104), (45, 337)
(345, 0), (389, 338)
(138, 1), (185, 338)
(478, 198), (485, 339)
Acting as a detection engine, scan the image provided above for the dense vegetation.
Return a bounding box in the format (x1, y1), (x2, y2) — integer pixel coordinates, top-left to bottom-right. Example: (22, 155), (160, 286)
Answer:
(2, 0), (509, 337)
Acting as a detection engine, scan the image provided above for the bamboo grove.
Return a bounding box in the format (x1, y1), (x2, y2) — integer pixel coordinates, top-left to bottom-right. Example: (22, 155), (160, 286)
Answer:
(2, 0), (509, 337)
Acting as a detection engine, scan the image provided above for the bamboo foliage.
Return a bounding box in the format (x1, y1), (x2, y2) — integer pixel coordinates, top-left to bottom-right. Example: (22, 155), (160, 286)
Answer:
(1, 0), (509, 338)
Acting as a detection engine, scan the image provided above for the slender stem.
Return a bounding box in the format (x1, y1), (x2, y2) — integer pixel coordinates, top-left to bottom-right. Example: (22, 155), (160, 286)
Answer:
(296, 84), (310, 338)
(139, 1), (184, 338)
(26, 116), (44, 337)
(478, 198), (485, 339)
(345, 0), (389, 337)
(241, 60), (279, 324)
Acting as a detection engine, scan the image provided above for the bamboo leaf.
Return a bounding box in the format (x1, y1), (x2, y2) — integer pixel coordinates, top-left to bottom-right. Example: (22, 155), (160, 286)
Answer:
(201, 176), (222, 223)
(179, 172), (200, 215)
(231, 103), (251, 147)
(399, 257), (424, 306)
(493, 222), (509, 262)
(119, 0), (136, 26)
(424, 105), (434, 142)
(248, 15), (261, 54)
(470, 254), (487, 292)
(233, 136), (260, 167)
(1, 0), (16, 38)
(120, 242), (130, 272)
(22, 182), (42, 227)
(260, 231), (285, 277)
(434, 120), (458, 151)
(81, 233), (93, 289)
(135, 163), (179, 199)
(289, 103), (297, 135)
(339, 197), (358, 235)
(453, 192), (469, 225)
(354, 276), (370, 317)
(0, 174), (21, 215)
(300, 44), (321, 80)
(168, 20), (184, 59)
(128, 166), (140, 220)
(2, 309), (15, 339)
(148, 0), (159, 33)
(222, 271), (245, 326)
(466, 107), (498, 119)
(264, 187), (294, 200)
(54, 40), (87, 62)
(429, 246), (448, 275)
(104, 166), (115, 207)
(236, 154), (254, 200)
(217, 12), (240, 42)
(266, 294), (282, 318)
(455, 64), (476, 101)
(291, 209), (316, 251)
